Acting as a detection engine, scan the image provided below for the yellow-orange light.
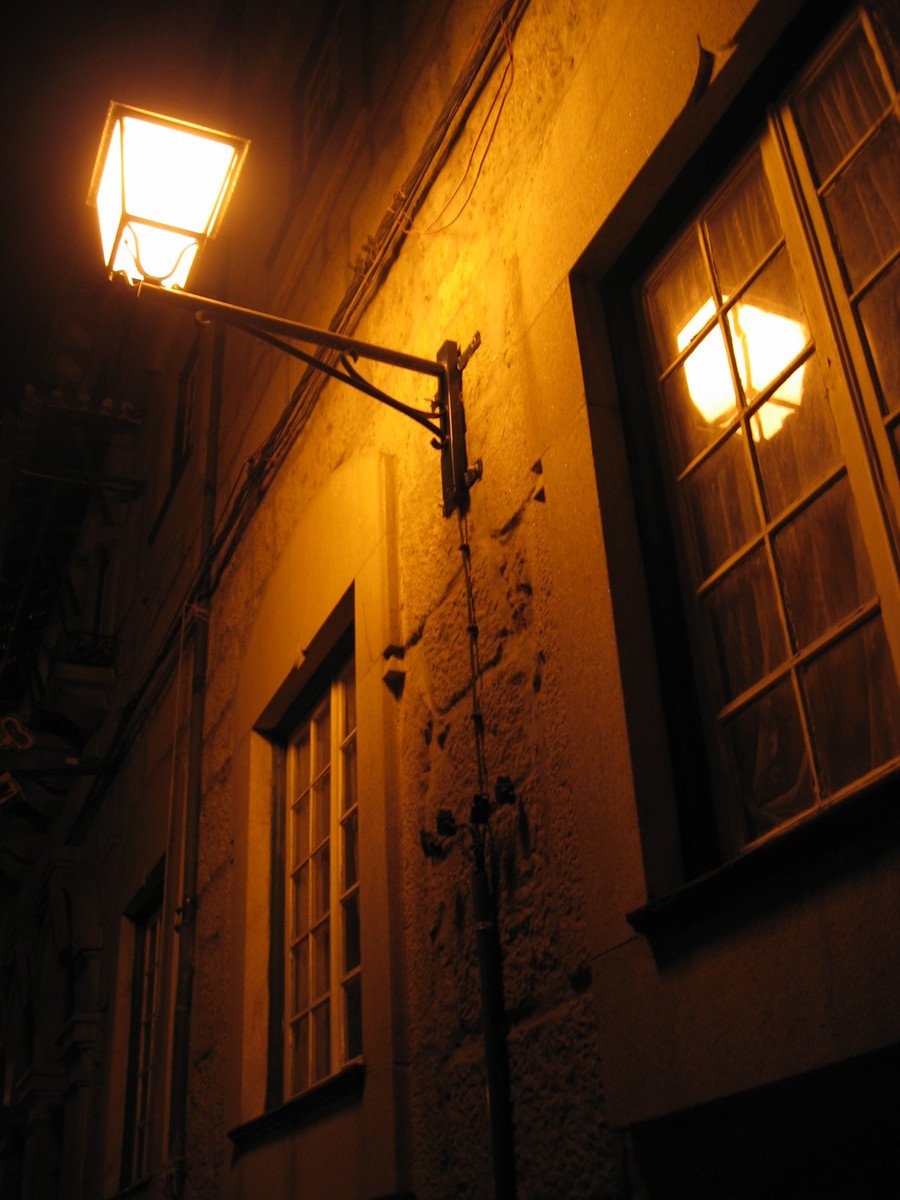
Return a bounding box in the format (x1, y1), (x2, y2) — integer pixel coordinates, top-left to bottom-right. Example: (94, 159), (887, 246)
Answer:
(88, 103), (249, 290)
(678, 298), (807, 441)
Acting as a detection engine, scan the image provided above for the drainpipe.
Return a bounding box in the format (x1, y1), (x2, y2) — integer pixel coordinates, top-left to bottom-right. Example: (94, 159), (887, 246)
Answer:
(166, 320), (223, 1198)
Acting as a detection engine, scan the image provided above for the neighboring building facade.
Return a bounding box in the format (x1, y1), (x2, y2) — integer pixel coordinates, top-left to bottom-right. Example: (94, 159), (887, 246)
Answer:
(2, 0), (898, 1197)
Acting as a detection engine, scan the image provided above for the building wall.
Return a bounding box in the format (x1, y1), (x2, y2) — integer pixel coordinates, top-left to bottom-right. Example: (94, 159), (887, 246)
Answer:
(2, 1), (898, 1198)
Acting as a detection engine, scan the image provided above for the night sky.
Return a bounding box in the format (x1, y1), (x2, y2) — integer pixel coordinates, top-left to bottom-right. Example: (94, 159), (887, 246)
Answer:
(0, 1), (225, 391)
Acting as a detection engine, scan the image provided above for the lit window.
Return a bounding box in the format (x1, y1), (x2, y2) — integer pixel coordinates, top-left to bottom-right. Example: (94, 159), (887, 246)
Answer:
(285, 656), (361, 1094)
(638, 3), (900, 857)
(121, 897), (162, 1186)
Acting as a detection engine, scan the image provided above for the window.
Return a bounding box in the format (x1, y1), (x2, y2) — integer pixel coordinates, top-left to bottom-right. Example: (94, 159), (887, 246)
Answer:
(121, 892), (163, 1187)
(292, 0), (353, 182)
(632, 3), (900, 862)
(284, 655), (361, 1095)
(267, 0), (365, 267)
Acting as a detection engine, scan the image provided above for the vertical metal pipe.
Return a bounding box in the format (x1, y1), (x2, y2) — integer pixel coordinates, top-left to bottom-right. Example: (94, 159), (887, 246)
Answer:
(471, 836), (517, 1200)
(167, 321), (223, 1196)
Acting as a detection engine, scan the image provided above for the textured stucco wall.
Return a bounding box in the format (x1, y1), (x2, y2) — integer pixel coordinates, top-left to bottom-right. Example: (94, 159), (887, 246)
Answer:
(178, 0), (816, 1197)
(19, 2), (896, 1199)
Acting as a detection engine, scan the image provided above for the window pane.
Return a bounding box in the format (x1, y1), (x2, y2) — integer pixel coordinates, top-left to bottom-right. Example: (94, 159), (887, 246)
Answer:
(662, 321), (739, 471)
(343, 808), (358, 888)
(857, 258), (900, 418)
(724, 678), (815, 840)
(793, 24), (889, 183)
(726, 251), (810, 406)
(825, 118), (900, 289)
(312, 844), (330, 921)
(873, 0), (900, 86)
(314, 706), (331, 768)
(312, 1002), (331, 1082)
(313, 920), (330, 1000)
(313, 770), (330, 845)
(291, 792), (310, 867)
(645, 229), (712, 371)
(343, 892), (361, 972)
(342, 735), (357, 815)
(802, 617), (900, 794)
(293, 863), (309, 937)
(681, 428), (760, 578)
(342, 663), (356, 732)
(291, 1016), (309, 1094)
(753, 353), (841, 517)
(703, 548), (786, 703)
(705, 152), (780, 294)
(344, 975), (363, 1060)
(291, 939), (309, 1016)
(773, 475), (875, 649)
(294, 733), (310, 793)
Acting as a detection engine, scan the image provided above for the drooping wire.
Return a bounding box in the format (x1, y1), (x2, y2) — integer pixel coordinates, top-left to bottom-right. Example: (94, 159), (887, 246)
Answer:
(407, 10), (515, 236)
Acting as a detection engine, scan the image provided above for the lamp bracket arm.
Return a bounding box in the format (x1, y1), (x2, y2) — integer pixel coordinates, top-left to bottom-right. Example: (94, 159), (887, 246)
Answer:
(135, 281), (480, 516)
(225, 319), (443, 439)
(338, 352), (444, 438)
(137, 282), (443, 376)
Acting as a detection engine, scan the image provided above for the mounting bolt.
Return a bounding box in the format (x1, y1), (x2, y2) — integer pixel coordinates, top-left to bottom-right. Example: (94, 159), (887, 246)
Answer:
(458, 331), (482, 372)
(463, 459), (483, 489)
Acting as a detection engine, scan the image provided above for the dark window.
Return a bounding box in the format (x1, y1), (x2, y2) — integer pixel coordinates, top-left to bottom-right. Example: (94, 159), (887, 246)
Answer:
(121, 886), (163, 1187)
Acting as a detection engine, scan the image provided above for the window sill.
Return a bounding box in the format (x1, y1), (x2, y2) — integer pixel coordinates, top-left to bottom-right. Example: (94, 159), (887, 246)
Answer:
(627, 774), (899, 942)
(227, 1061), (365, 1155)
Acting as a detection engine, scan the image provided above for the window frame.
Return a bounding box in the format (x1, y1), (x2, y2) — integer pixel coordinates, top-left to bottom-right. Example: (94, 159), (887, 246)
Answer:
(283, 651), (361, 1097)
(600, 0), (900, 887)
(120, 874), (164, 1189)
(262, 622), (361, 1111)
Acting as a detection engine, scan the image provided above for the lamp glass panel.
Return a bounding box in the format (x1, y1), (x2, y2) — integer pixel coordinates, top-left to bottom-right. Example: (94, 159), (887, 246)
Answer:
(96, 120), (124, 268)
(121, 115), (238, 235)
(115, 221), (200, 288)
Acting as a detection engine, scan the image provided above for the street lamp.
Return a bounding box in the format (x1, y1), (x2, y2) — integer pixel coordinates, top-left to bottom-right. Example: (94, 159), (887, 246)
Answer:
(88, 102), (479, 516)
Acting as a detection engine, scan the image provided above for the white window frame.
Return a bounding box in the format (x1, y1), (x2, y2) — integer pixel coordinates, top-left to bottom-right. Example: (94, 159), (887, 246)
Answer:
(635, 2), (900, 860)
(284, 655), (361, 1095)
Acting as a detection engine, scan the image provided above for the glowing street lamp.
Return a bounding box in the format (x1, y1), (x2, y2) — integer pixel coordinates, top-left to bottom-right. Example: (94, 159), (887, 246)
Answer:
(88, 103), (249, 290)
(86, 103), (479, 516)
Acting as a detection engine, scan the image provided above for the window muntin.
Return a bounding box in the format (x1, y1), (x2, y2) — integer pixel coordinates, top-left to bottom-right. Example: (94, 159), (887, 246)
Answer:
(640, 5), (900, 857)
(122, 899), (162, 1186)
(791, 1), (900, 458)
(285, 656), (360, 1095)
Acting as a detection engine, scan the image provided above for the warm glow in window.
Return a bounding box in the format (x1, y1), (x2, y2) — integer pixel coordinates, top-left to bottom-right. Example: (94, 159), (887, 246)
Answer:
(678, 298), (807, 440)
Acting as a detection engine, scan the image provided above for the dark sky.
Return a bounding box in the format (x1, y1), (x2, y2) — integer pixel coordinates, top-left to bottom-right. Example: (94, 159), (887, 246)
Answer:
(0, 1), (226, 389)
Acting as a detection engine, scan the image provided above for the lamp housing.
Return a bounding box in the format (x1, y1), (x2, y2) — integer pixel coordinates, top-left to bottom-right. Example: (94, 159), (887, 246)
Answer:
(87, 102), (249, 290)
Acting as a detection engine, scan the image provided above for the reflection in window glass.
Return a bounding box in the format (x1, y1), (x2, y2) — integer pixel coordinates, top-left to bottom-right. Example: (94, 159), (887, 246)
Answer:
(640, 16), (900, 855)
